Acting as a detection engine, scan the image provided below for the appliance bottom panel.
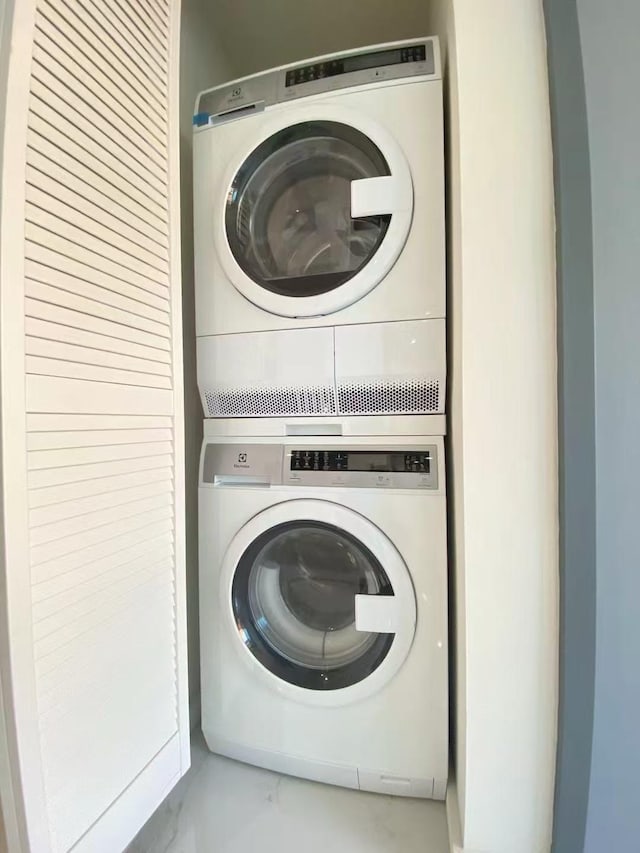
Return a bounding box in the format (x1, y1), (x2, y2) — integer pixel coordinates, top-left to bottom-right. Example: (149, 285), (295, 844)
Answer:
(203, 732), (444, 799)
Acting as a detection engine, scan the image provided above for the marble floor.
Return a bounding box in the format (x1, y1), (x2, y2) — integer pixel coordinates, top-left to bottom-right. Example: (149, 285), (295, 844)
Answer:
(128, 731), (450, 853)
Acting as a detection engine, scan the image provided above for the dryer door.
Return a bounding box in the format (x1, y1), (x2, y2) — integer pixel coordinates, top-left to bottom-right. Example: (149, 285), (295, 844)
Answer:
(215, 106), (413, 318)
(220, 499), (416, 706)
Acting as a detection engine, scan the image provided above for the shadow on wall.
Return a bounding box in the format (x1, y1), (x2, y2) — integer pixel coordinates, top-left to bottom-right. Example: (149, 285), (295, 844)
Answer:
(179, 0), (235, 720)
(209, 0), (432, 79)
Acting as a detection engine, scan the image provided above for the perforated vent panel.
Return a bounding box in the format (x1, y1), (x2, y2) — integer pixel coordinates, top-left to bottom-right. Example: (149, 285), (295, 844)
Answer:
(205, 385), (337, 417)
(337, 379), (442, 415)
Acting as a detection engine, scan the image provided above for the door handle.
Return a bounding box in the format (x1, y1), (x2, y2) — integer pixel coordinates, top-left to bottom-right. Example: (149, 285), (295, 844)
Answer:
(350, 175), (412, 217)
(354, 594), (403, 633)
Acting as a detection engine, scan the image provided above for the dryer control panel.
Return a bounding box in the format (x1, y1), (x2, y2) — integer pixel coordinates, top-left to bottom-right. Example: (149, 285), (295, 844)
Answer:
(194, 38), (439, 127)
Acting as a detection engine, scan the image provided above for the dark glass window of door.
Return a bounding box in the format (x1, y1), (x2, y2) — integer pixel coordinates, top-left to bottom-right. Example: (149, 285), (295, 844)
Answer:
(231, 520), (395, 690)
(225, 121), (392, 298)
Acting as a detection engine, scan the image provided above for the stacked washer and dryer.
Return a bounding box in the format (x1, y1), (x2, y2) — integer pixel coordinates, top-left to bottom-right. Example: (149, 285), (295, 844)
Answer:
(194, 38), (448, 799)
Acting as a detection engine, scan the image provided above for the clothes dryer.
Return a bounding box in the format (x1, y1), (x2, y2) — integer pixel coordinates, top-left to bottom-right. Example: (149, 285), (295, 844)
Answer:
(194, 39), (446, 421)
(193, 38), (444, 334)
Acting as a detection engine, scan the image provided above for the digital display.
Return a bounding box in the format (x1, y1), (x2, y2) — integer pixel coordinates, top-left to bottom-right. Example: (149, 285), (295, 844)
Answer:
(290, 450), (430, 474)
(343, 49), (404, 74)
(285, 44), (427, 88)
(347, 453), (392, 472)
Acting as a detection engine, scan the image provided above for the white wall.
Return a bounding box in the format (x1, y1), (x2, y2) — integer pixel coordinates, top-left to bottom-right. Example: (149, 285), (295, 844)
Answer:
(180, 0), (233, 718)
(440, 2), (558, 851)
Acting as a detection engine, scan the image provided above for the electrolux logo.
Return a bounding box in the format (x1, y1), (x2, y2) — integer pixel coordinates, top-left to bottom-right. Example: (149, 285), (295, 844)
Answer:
(234, 451), (249, 469)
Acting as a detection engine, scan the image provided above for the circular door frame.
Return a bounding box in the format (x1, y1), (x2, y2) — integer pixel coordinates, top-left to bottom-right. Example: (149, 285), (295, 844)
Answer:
(213, 104), (414, 319)
(219, 499), (417, 708)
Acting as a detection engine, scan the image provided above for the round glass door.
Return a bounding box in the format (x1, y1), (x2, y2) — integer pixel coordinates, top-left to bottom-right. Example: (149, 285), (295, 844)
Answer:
(225, 121), (392, 298)
(231, 520), (395, 690)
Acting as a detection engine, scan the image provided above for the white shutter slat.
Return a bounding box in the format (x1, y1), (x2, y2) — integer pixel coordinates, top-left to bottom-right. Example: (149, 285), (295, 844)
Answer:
(29, 66), (167, 194)
(28, 453), (173, 490)
(26, 223), (169, 298)
(33, 571), (174, 647)
(25, 241), (170, 310)
(41, 659), (175, 761)
(30, 519), (174, 587)
(34, 580), (174, 663)
(25, 299), (171, 351)
(27, 413), (173, 431)
(28, 86), (167, 210)
(25, 337), (172, 378)
(26, 161), (169, 264)
(30, 468), (173, 513)
(25, 356), (173, 389)
(30, 492), (172, 546)
(30, 506), (174, 568)
(109, 0), (168, 55)
(35, 587), (174, 717)
(27, 120), (168, 233)
(31, 534), (174, 604)
(87, 0), (168, 78)
(36, 613), (173, 726)
(33, 555), (173, 622)
(27, 428), (172, 451)
(29, 475), (173, 522)
(26, 280), (170, 337)
(33, 11), (166, 149)
(26, 375), (174, 417)
(31, 30), (166, 164)
(39, 0), (168, 123)
(1, 0), (187, 848)
(28, 441), (173, 470)
(137, 0), (170, 35)
(26, 204), (168, 288)
(25, 256), (170, 324)
(34, 575), (174, 679)
(26, 319), (172, 367)
(70, 0), (168, 99)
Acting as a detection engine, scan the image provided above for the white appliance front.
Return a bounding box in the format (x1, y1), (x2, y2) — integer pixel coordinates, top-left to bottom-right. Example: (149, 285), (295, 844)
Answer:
(193, 38), (444, 336)
(197, 319), (446, 419)
(199, 433), (449, 798)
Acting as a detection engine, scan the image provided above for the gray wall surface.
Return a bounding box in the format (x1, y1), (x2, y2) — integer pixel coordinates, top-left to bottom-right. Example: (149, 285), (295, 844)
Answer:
(207, 0), (431, 79)
(180, 0), (233, 719)
(577, 1), (640, 849)
(543, 3), (596, 852)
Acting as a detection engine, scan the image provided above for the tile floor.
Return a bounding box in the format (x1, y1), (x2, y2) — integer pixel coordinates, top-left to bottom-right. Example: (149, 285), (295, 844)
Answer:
(128, 731), (450, 853)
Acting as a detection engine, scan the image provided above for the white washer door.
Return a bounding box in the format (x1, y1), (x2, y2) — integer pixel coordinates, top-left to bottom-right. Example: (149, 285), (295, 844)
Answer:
(220, 499), (416, 707)
(214, 105), (413, 318)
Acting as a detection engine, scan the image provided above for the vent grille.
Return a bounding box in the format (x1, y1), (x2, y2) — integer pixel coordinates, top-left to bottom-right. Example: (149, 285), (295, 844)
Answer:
(205, 385), (337, 417)
(337, 378), (441, 415)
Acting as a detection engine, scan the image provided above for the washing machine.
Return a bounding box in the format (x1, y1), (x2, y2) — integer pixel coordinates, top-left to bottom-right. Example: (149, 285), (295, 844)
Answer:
(193, 38), (446, 421)
(199, 426), (448, 798)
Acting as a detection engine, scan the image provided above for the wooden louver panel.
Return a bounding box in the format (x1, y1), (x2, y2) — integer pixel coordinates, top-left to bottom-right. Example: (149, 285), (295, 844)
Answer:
(22, 0), (184, 849)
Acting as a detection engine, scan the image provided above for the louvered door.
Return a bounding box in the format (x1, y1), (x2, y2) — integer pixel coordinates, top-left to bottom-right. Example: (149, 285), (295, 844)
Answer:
(0, 1), (188, 851)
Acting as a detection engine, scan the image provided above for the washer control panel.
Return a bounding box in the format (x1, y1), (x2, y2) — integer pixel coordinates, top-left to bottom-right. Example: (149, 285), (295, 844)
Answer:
(202, 443), (439, 490)
(286, 446), (438, 490)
